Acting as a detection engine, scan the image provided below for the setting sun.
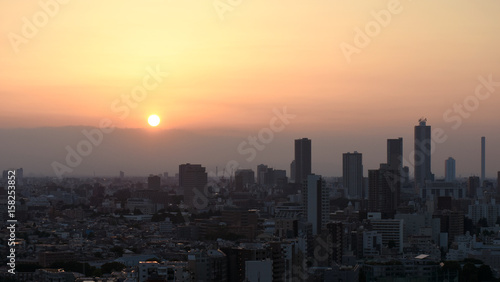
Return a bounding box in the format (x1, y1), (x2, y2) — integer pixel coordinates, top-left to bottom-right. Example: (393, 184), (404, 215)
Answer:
(148, 115), (160, 127)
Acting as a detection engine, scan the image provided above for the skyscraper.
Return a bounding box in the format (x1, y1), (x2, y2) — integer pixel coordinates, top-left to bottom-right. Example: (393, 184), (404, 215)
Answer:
(343, 151), (363, 199)
(387, 138), (403, 186)
(368, 164), (400, 218)
(257, 164), (268, 186)
(294, 138), (311, 185)
(414, 118), (433, 190)
(148, 174), (161, 190)
(387, 138), (403, 171)
(445, 157), (456, 182)
(497, 171), (500, 195)
(179, 163), (208, 209)
(302, 174), (329, 235)
(467, 176), (480, 198)
(235, 169), (255, 191)
(481, 137), (486, 183)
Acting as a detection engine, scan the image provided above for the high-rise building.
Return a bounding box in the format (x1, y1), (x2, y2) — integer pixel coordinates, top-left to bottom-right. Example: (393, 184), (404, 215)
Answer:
(179, 164), (207, 209)
(445, 157), (456, 182)
(326, 221), (344, 265)
(290, 160), (296, 183)
(235, 169), (255, 191)
(369, 219), (404, 253)
(481, 137), (486, 183)
(414, 118), (433, 189)
(302, 174), (329, 235)
(467, 176), (480, 198)
(294, 138), (312, 185)
(387, 138), (403, 186)
(368, 164), (400, 218)
(147, 175), (161, 190)
(343, 152), (363, 199)
(497, 171), (500, 195)
(387, 138), (403, 171)
(257, 164), (268, 186)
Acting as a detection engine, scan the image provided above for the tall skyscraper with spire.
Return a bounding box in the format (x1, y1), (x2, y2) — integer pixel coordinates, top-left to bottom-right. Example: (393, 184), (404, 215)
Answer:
(414, 118), (433, 190)
(294, 138), (311, 185)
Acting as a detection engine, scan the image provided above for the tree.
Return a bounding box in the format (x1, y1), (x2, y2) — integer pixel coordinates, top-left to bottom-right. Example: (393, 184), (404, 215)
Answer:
(388, 240), (396, 249)
(101, 262), (126, 274)
(478, 217), (488, 228)
(462, 262), (477, 282)
(478, 264), (493, 281)
(110, 246), (124, 257)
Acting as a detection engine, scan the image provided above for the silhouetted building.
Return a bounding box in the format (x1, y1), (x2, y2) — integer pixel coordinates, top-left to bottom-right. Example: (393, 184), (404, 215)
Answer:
(294, 138), (311, 185)
(482, 137), (486, 183)
(414, 119), (433, 190)
(498, 171), (500, 195)
(433, 210), (464, 245)
(148, 174), (161, 190)
(368, 164), (400, 218)
(257, 164), (268, 186)
(179, 164), (207, 209)
(326, 221), (344, 265)
(387, 138), (403, 171)
(235, 169), (255, 191)
(343, 152), (363, 199)
(445, 157), (456, 182)
(467, 176), (480, 198)
(290, 160), (296, 182)
(302, 174), (329, 235)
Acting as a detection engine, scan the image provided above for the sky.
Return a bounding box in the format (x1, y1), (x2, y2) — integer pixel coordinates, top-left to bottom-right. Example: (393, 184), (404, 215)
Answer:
(1, 1), (499, 178)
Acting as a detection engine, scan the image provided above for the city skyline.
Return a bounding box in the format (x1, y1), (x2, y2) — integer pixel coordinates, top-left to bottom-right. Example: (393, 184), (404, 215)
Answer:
(1, 1), (500, 180)
(0, 118), (498, 179)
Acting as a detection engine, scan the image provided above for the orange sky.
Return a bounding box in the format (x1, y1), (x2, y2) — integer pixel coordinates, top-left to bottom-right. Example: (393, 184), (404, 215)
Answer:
(1, 1), (500, 177)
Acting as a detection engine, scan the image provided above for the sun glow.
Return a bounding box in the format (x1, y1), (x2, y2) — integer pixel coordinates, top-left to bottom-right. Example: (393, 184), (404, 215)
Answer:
(148, 115), (160, 127)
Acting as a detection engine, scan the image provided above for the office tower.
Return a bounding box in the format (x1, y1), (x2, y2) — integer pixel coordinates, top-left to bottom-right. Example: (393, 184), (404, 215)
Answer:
(481, 137), (486, 182)
(302, 174), (329, 235)
(294, 138), (312, 184)
(326, 221), (344, 265)
(290, 160), (296, 182)
(368, 164), (400, 218)
(467, 176), (480, 198)
(445, 157), (456, 182)
(497, 171), (500, 195)
(119, 171), (125, 178)
(148, 175), (161, 190)
(235, 169), (255, 191)
(414, 118), (433, 189)
(369, 219), (404, 253)
(387, 138), (403, 186)
(387, 138), (403, 171)
(179, 164), (208, 209)
(257, 164), (268, 186)
(343, 152), (363, 199)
